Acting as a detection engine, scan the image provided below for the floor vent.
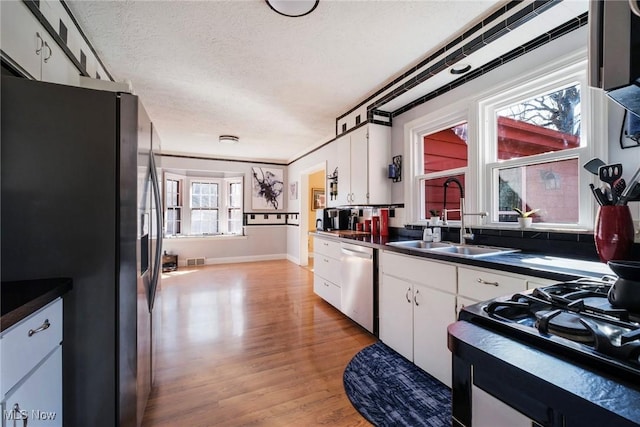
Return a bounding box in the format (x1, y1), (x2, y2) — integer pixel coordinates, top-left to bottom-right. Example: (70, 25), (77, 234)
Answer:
(186, 257), (206, 267)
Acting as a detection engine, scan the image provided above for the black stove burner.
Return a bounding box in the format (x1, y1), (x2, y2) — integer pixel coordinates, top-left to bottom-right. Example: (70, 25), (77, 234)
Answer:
(479, 278), (640, 369)
(535, 309), (594, 343)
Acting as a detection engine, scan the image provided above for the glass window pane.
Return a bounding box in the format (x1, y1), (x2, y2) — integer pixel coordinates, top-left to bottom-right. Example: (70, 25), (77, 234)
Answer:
(423, 174), (465, 221)
(497, 158), (579, 224)
(229, 182), (242, 208)
(496, 83), (581, 160)
(191, 209), (218, 234)
(423, 123), (468, 173)
(228, 208), (242, 234)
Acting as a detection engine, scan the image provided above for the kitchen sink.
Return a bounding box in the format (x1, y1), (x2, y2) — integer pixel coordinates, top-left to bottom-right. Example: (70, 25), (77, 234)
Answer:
(386, 240), (453, 250)
(428, 244), (519, 258)
(386, 240), (519, 258)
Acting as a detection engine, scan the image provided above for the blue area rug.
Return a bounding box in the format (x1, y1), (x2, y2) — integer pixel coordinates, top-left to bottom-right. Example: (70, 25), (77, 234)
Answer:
(343, 341), (452, 426)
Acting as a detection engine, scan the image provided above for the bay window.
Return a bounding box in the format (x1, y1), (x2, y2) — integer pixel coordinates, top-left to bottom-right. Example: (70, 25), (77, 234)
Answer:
(164, 172), (243, 237)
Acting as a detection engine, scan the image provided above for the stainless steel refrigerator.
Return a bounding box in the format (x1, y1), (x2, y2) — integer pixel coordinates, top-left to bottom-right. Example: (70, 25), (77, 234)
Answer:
(1, 76), (163, 427)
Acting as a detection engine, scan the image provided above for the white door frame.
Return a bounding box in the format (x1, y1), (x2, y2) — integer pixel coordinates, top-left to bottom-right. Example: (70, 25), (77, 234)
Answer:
(298, 161), (326, 266)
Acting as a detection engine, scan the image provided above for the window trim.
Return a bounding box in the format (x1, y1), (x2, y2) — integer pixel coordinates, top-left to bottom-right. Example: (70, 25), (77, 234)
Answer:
(405, 106), (471, 225)
(480, 61), (595, 230)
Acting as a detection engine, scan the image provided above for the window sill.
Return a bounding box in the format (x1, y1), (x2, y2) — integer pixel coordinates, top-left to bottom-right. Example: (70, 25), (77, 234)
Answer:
(163, 234), (248, 242)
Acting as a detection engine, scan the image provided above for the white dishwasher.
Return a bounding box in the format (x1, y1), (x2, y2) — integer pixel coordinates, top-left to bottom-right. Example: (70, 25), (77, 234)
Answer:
(340, 242), (374, 333)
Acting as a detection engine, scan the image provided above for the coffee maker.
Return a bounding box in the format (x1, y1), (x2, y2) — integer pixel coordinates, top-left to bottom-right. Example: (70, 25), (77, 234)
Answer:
(315, 208), (350, 231)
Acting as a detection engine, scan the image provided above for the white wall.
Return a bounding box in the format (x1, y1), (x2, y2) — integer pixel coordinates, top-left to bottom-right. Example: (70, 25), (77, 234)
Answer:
(161, 155), (289, 265)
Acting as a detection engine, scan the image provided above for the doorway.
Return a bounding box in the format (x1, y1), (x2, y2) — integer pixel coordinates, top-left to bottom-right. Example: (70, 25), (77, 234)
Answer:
(298, 162), (326, 269)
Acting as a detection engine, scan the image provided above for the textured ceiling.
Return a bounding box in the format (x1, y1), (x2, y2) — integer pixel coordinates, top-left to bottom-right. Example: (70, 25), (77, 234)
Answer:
(66, 0), (505, 163)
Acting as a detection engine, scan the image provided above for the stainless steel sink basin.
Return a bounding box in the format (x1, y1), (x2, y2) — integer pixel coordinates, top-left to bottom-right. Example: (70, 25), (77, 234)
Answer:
(386, 241), (519, 258)
(429, 245), (520, 258)
(386, 240), (453, 250)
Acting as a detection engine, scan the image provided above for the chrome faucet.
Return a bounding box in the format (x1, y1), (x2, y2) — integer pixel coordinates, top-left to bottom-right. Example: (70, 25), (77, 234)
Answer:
(442, 177), (487, 245)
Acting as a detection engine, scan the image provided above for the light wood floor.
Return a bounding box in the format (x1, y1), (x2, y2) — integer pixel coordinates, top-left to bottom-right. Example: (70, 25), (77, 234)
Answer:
(142, 260), (377, 427)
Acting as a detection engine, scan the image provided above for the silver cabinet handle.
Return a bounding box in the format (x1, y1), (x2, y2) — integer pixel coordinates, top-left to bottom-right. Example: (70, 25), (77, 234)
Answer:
(35, 32), (43, 55)
(405, 288), (411, 303)
(323, 257), (329, 263)
(414, 289), (420, 306)
(324, 281), (330, 288)
(43, 41), (52, 63)
(28, 319), (50, 337)
(12, 403), (28, 427)
(477, 278), (499, 287)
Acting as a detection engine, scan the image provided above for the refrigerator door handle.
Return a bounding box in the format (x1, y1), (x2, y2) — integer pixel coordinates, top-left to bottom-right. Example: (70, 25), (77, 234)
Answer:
(149, 151), (163, 311)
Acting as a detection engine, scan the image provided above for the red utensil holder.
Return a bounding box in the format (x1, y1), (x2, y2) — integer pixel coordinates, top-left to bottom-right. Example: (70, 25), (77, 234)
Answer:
(594, 205), (635, 263)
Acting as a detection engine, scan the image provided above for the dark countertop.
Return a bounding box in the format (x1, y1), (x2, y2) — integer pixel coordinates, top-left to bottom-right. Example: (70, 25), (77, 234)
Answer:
(313, 231), (613, 282)
(448, 321), (640, 426)
(1, 278), (72, 332)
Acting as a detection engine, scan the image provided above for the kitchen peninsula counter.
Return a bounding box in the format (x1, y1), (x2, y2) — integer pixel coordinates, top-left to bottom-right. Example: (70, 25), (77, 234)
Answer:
(1, 278), (72, 332)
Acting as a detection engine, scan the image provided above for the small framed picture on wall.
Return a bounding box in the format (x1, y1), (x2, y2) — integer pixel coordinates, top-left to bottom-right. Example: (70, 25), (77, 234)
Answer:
(311, 188), (325, 210)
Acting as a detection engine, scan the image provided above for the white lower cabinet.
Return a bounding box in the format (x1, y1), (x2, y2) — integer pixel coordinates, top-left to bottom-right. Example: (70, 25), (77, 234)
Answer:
(313, 236), (342, 310)
(472, 385), (533, 427)
(413, 283), (456, 385)
(379, 251), (457, 387)
(2, 347), (62, 427)
(378, 274), (413, 360)
(1, 298), (63, 427)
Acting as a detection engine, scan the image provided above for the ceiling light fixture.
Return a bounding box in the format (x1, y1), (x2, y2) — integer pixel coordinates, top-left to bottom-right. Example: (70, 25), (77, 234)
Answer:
(450, 64), (472, 75)
(219, 135), (239, 144)
(266, 0), (319, 17)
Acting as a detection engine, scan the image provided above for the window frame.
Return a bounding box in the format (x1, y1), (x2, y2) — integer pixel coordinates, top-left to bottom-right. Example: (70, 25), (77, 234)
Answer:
(164, 172), (184, 237)
(480, 63), (595, 229)
(405, 106), (473, 226)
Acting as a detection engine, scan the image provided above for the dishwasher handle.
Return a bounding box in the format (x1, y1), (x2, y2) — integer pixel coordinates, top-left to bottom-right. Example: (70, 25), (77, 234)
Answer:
(341, 247), (373, 259)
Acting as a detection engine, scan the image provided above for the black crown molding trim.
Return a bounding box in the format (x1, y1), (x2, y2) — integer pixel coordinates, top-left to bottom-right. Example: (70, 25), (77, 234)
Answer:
(59, 0), (115, 81)
(162, 153), (287, 167)
(390, 12), (587, 118)
(369, 0), (571, 114)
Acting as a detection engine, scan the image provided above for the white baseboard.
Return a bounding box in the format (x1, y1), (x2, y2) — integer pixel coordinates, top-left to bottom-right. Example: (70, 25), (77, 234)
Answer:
(178, 253), (287, 267)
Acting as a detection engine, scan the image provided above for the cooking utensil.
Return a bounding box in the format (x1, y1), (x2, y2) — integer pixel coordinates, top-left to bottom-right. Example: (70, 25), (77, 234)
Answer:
(598, 163), (623, 185)
(613, 178), (626, 201)
(618, 164), (640, 205)
(589, 183), (608, 206)
(598, 164), (623, 204)
(583, 158), (606, 175)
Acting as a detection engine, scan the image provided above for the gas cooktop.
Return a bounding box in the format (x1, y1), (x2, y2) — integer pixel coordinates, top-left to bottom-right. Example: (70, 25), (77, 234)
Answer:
(459, 278), (640, 384)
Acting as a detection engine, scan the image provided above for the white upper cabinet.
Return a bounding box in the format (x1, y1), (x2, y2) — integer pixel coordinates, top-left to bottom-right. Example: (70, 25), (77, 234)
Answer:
(330, 124), (391, 206)
(1, 1), (80, 86)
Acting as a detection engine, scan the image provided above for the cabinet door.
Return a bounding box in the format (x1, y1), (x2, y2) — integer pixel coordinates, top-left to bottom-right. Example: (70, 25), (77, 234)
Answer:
(458, 266), (526, 302)
(335, 134), (351, 206)
(349, 127), (369, 204)
(0, 1), (43, 79)
(413, 283), (456, 387)
(379, 274), (413, 361)
(3, 346), (62, 427)
(313, 274), (341, 309)
(40, 34), (80, 86)
(366, 124), (391, 205)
